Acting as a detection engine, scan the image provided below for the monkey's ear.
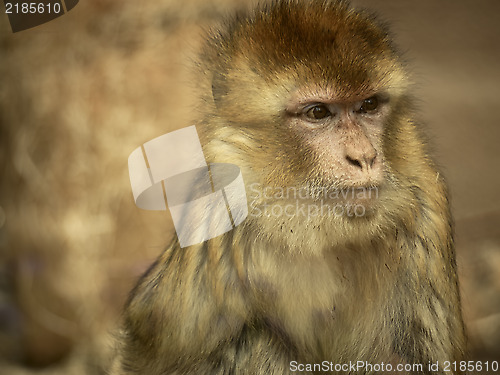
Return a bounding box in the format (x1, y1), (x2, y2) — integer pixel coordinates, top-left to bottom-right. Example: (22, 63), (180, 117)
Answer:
(211, 72), (228, 108)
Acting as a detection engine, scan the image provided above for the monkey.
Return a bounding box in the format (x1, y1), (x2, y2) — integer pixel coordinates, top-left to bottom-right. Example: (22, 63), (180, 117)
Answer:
(112, 1), (467, 374)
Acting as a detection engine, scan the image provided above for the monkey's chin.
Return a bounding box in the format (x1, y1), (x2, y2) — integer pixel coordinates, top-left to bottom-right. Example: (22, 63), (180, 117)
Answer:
(330, 198), (379, 220)
(316, 185), (381, 218)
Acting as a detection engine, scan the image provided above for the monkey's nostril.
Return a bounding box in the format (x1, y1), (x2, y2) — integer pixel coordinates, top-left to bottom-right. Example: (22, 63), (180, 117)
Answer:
(346, 155), (363, 169)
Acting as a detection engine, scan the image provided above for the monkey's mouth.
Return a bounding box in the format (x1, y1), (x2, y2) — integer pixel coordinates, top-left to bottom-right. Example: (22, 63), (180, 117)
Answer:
(247, 183), (382, 220)
(316, 185), (382, 216)
(305, 184), (381, 202)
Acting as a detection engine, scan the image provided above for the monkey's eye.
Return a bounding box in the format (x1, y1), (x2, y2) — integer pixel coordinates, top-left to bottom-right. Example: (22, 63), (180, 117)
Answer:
(305, 104), (331, 120)
(359, 96), (379, 113)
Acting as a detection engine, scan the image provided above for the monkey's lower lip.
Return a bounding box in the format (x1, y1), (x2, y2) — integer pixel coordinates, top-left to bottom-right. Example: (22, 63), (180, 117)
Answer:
(303, 184), (382, 203)
(332, 185), (381, 197)
(330, 186), (381, 207)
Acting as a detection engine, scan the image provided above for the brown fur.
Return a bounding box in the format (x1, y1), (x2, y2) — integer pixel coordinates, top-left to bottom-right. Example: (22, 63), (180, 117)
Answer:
(112, 1), (466, 374)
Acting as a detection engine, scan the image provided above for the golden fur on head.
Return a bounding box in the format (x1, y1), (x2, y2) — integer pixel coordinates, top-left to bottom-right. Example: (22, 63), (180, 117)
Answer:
(203, 0), (408, 113)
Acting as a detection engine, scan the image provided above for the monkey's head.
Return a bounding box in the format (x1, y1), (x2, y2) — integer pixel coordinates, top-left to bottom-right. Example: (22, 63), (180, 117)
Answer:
(200, 0), (426, 247)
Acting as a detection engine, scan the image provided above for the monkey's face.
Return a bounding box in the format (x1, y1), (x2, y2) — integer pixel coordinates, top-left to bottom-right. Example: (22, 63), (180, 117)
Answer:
(284, 87), (388, 189)
(202, 1), (415, 239)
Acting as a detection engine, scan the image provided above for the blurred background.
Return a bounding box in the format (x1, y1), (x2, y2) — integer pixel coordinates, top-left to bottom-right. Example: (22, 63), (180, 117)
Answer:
(0, 0), (498, 374)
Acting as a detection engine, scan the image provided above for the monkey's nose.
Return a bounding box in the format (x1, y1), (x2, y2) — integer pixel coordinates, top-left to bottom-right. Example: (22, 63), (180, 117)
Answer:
(345, 151), (377, 172)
